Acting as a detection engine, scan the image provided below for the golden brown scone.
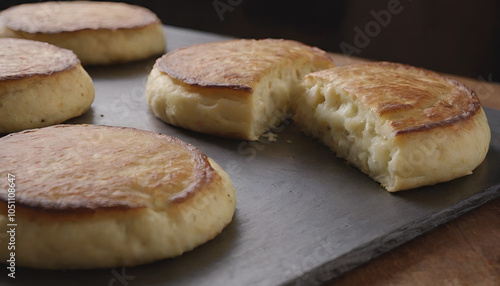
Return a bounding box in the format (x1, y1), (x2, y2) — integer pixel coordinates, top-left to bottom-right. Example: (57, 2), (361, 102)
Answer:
(145, 39), (335, 140)
(0, 125), (236, 269)
(0, 38), (94, 133)
(0, 1), (166, 65)
(295, 62), (491, 192)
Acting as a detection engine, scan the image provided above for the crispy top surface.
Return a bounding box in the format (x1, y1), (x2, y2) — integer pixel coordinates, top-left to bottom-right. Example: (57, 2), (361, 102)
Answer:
(307, 62), (481, 135)
(0, 38), (79, 81)
(0, 125), (215, 211)
(0, 1), (160, 33)
(158, 39), (334, 92)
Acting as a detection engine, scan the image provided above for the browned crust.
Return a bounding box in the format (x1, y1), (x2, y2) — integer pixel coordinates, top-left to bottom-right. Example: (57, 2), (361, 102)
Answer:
(308, 62), (481, 136)
(161, 62), (255, 92)
(0, 38), (79, 81)
(0, 1), (160, 34)
(0, 125), (215, 213)
(394, 81), (480, 135)
(157, 38), (334, 92)
(393, 75), (481, 135)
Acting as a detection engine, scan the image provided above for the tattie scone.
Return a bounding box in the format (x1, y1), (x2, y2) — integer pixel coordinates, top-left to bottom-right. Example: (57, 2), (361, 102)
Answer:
(0, 38), (94, 133)
(295, 62), (491, 192)
(0, 125), (236, 269)
(145, 39), (335, 140)
(0, 1), (166, 65)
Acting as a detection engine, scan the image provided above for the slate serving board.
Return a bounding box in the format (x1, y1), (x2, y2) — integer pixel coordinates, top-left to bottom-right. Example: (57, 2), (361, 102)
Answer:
(2, 26), (499, 286)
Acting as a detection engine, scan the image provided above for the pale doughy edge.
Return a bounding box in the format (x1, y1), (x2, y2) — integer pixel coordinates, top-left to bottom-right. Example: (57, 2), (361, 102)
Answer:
(0, 22), (166, 65)
(388, 108), (490, 191)
(0, 64), (95, 133)
(146, 64), (255, 140)
(145, 58), (331, 140)
(0, 158), (236, 269)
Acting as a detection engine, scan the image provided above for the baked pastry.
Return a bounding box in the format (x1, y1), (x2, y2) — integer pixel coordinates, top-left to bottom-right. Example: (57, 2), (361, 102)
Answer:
(295, 62), (491, 192)
(145, 39), (335, 140)
(0, 1), (166, 65)
(0, 124), (236, 269)
(0, 38), (94, 133)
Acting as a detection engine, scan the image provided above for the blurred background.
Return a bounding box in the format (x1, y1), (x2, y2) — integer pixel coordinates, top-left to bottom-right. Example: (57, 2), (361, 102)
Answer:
(1, 0), (499, 82)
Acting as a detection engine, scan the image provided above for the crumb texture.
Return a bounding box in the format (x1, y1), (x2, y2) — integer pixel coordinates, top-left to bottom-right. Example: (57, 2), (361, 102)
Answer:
(296, 62), (491, 191)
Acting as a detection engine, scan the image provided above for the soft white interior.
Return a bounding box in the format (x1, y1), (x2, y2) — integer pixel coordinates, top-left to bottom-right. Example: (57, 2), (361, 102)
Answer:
(296, 78), (491, 192)
(296, 81), (398, 189)
(146, 61), (330, 140)
(251, 63), (326, 139)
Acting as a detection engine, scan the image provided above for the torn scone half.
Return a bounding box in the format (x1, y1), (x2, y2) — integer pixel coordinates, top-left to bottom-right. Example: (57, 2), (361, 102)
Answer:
(295, 62), (491, 192)
(145, 39), (335, 140)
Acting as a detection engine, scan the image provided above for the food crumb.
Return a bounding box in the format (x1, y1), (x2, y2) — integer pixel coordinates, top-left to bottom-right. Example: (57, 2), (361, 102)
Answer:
(261, 132), (278, 142)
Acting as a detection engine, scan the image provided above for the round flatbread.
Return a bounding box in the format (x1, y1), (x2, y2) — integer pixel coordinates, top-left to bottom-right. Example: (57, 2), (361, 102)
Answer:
(145, 39), (335, 140)
(0, 1), (166, 65)
(0, 38), (94, 133)
(0, 124), (236, 269)
(295, 62), (491, 191)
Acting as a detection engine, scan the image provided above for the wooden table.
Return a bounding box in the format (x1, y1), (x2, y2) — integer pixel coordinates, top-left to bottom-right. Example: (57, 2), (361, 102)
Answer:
(326, 53), (500, 286)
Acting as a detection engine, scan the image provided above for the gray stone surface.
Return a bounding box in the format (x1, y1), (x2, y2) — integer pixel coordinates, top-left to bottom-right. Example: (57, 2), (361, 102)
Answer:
(4, 26), (499, 286)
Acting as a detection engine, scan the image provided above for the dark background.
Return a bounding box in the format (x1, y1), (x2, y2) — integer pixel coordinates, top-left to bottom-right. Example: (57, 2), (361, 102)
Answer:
(2, 0), (499, 82)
